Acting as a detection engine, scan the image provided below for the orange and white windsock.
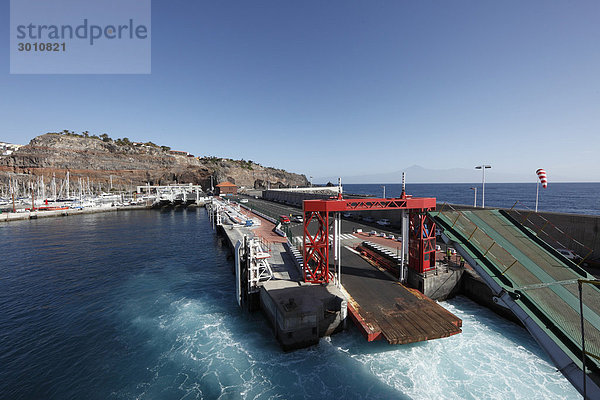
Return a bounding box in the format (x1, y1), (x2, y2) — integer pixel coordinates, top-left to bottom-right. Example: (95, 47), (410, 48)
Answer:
(536, 168), (548, 188)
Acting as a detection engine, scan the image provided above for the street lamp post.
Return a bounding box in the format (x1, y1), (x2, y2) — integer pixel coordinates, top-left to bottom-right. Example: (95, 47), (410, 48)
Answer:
(470, 187), (477, 208)
(474, 165), (491, 208)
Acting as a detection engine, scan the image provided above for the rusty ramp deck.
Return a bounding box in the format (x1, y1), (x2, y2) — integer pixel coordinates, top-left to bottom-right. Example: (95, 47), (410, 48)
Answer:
(340, 247), (462, 344)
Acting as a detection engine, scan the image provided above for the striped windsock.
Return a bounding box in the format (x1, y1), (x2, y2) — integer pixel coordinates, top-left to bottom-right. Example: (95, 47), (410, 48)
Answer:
(536, 169), (548, 188)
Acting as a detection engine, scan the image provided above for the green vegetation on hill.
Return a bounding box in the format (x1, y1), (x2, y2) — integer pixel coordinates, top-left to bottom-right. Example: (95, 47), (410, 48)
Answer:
(47, 130), (171, 151)
(198, 156), (255, 170)
(44, 131), (285, 172)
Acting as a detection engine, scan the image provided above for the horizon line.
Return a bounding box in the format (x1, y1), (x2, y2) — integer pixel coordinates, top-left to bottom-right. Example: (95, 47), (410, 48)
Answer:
(312, 181), (600, 185)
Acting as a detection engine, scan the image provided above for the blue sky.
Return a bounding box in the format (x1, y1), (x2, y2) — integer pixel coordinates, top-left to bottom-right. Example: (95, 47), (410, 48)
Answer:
(1, 1), (599, 182)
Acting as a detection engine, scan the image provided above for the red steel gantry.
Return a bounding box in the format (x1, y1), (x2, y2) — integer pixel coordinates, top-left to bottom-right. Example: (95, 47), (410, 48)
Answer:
(302, 192), (437, 284)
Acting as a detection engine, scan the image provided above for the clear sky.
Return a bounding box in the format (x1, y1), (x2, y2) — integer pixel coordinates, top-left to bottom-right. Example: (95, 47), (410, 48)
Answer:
(1, 1), (599, 182)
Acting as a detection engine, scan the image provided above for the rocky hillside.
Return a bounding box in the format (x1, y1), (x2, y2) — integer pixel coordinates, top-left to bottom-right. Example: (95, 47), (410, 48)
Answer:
(0, 133), (308, 191)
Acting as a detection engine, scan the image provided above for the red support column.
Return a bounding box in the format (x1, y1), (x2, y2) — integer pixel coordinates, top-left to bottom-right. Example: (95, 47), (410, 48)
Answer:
(302, 195), (436, 284)
(303, 210), (330, 283)
(408, 211), (437, 274)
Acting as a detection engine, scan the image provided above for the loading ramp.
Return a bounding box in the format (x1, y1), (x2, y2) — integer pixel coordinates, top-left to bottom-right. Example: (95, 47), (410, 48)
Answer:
(430, 208), (600, 398)
(339, 247), (462, 344)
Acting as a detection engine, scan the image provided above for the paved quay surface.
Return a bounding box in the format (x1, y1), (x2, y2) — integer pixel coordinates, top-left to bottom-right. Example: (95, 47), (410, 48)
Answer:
(238, 207), (287, 244)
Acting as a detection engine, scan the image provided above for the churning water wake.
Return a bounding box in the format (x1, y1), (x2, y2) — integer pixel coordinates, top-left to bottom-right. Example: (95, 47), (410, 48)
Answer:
(0, 209), (580, 399)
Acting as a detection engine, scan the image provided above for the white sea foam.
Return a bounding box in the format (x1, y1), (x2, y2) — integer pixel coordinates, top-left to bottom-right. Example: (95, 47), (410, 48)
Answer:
(118, 266), (579, 399)
(341, 298), (579, 400)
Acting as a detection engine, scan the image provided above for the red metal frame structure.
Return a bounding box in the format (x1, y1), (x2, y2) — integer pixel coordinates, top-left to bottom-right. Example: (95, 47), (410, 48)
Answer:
(303, 192), (437, 284)
(408, 212), (437, 273)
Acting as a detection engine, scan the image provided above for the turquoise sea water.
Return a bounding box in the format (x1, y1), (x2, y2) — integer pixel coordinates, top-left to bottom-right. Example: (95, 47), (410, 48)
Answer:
(0, 209), (580, 399)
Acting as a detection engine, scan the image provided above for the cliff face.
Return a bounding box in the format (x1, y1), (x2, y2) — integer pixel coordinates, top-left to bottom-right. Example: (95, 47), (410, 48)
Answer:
(0, 134), (308, 190)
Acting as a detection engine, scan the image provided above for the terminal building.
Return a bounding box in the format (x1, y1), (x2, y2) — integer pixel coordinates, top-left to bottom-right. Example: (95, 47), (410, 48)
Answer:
(216, 181), (237, 196)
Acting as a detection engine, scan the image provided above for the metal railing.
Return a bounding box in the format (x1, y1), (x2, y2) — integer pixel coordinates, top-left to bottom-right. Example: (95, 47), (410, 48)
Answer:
(510, 200), (595, 267)
(436, 205), (527, 281)
(578, 279), (600, 399)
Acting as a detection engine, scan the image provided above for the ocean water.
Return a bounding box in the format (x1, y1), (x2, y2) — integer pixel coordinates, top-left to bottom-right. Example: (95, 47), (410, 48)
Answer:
(344, 182), (600, 216)
(0, 209), (580, 399)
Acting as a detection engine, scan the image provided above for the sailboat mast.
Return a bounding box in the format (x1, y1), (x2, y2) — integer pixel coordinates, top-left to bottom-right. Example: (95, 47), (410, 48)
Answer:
(31, 181), (35, 211)
(12, 180), (16, 213)
(52, 173), (56, 200)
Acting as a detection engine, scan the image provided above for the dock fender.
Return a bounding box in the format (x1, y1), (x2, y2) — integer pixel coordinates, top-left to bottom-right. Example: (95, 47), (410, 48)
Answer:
(492, 291), (516, 309)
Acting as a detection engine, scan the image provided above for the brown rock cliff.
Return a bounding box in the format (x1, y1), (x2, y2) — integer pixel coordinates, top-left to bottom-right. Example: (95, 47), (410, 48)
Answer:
(0, 134), (308, 191)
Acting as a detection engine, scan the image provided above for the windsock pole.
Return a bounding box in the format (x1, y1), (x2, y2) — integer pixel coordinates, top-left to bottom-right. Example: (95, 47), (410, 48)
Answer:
(535, 168), (547, 213)
(535, 180), (539, 212)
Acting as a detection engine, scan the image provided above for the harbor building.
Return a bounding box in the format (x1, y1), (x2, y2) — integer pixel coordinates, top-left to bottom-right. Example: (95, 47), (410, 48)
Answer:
(216, 181), (237, 196)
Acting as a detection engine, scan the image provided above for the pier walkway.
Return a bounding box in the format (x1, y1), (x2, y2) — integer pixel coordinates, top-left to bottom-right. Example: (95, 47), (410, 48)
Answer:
(431, 208), (600, 398)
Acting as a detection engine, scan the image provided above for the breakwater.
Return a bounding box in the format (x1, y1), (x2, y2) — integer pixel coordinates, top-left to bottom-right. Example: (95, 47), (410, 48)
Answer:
(0, 204), (150, 222)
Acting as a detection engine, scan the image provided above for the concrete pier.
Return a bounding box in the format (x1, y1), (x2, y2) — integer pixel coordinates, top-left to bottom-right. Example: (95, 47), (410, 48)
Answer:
(406, 265), (464, 301)
(260, 280), (346, 350)
(212, 201), (347, 350)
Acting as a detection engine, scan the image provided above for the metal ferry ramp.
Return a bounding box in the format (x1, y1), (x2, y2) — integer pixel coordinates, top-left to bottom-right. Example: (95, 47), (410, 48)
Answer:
(430, 208), (600, 398)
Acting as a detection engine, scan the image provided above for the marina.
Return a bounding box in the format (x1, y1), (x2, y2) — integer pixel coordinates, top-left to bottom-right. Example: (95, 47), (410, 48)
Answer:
(0, 178), (209, 221)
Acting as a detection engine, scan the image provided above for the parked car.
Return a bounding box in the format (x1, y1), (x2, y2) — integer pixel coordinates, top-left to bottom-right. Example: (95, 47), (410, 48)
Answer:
(369, 230), (377, 236)
(377, 218), (391, 226)
(239, 198), (248, 203)
(449, 248), (457, 256)
(388, 234), (395, 240)
(435, 244), (442, 251)
(279, 215), (291, 224)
